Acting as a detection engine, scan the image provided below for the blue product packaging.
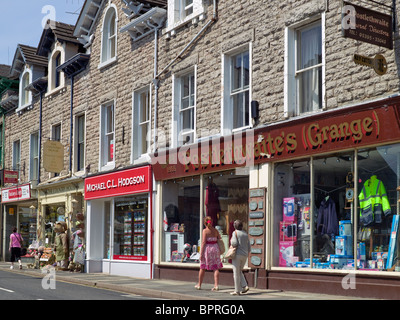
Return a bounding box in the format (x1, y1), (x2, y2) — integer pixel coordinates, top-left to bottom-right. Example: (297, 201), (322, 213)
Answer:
(339, 220), (352, 236)
(335, 236), (353, 255)
(357, 242), (366, 260)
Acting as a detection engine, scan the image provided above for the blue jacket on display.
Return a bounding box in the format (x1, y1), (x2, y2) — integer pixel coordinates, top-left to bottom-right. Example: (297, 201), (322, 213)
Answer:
(317, 197), (339, 238)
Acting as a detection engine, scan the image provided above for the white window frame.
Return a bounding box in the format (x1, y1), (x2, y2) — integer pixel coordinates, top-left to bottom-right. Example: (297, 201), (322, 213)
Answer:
(29, 132), (39, 182)
(12, 140), (21, 178)
(99, 4), (118, 69)
(172, 67), (197, 148)
(166, 0), (205, 33)
(132, 86), (151, 163)
(284, 13), (325, 118)
(74, 113), (86, 173)
(100, 101), (115, 171)
(221, 43), (252, 135)
(17, 68), (32, 111)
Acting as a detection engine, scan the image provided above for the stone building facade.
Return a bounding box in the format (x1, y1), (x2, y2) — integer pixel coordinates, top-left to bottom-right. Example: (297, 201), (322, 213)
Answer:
(1, 0), (400, 298)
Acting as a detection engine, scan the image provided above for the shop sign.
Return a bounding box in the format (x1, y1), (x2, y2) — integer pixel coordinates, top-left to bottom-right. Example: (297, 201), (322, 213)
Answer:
(43, 140), (64, 173)
(151, 102), (400, 180)
(3, 170), (18, 184)
(84, 166), (151, 200)
(342, 2), (393, 49)
(1, 184), (31, 203)
(248, 188), (266, 269)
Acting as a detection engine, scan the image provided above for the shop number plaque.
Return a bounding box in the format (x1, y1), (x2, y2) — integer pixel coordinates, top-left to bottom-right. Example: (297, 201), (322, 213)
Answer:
(248, 188), (266, 269)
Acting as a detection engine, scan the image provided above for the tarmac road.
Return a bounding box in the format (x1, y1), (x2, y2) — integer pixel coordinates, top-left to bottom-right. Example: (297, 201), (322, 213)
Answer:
(0, 269), (160, 300)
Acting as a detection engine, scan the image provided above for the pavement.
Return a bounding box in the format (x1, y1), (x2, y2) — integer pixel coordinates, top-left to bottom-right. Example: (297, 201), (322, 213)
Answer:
(0, 262), (369, 300)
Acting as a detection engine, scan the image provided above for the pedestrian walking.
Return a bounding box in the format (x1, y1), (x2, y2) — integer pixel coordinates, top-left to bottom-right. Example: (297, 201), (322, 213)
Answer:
(230, 219), (250, 295)
(9, 227), (23, 270)
(195, 216), (223, 291)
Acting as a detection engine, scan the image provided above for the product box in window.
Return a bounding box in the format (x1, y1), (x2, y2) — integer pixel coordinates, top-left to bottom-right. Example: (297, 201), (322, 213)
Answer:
(339, 220), (352, 236)
(283, 197), (297, 222)
(279, 241), (297, 267)
(280, 221), (297, 241)
(335, 236), (353, 256)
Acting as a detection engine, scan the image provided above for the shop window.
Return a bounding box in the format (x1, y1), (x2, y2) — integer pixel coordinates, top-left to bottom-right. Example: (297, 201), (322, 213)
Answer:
(103, 201), (111, 259)
(113, 196), (148, 260)
(161, 169), (249, 264)
(357, 145), (399, 271)
(43, 204), (66, 246)
(19, 206), (37, 248)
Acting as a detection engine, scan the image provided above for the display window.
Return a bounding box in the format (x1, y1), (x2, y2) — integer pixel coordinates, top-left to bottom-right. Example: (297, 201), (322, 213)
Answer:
(113, 196), (149, 261)
(161, 169), (249, 264)
(273, 143), (400, 271)
(44, 204), (66, 246)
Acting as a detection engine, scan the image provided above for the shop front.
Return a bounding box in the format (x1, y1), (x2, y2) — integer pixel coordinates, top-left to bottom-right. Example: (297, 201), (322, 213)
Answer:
(36, 177), (85, 252)
(84, 165), (153, 278)
(152, 96), (400, 298)
(1, 183), (38, 261)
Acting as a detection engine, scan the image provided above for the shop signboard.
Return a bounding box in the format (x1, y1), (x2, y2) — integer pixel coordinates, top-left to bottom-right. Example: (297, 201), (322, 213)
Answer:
(342, 2), (393, 49)
(1, 184), (31, 203)
(43, 140), (64, 173)
(84, 166), (151, 200)
(152, 100), (400, 181)
(248, 188), (266, 269)
(3, 170), (18, 184)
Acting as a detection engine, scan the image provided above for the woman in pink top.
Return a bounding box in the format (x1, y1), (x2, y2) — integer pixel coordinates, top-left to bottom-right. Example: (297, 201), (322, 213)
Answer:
(9, 227), (23, 269)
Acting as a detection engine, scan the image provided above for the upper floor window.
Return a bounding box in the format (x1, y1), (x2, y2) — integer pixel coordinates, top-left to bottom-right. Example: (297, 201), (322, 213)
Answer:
(133, 87), (150, 161)
(101, 6), (117, 66)
(173, 69), (196, 147)
(12, 140), (21, 174)
(167, 0), (204, 32)
(222, 47), (251, 133)
(54, 52), (61, 89)
(20, 71), (31, 108)
(75, 114), (85, 172)
(285, 17), (324, 117)
(100, 102), (115, 170)
(30, 132), (39, 181)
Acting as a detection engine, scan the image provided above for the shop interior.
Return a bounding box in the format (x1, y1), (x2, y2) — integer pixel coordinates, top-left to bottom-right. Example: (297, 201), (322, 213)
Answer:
(162, 168), (249, 263)
(274, 144), (400, 271)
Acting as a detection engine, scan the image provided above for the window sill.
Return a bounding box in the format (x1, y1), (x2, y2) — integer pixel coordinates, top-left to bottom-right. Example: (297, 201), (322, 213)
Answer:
(133, 154), (151, 165)
(98, 56), (118, 71)
(164, 11), (206, 37)
(45, 86), (67, 99)
(16, 103), (33, 115)
(100, 162), (115, 172)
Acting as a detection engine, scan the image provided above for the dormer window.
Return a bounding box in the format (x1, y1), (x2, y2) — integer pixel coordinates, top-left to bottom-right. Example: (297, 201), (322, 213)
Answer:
(20, 71), (31, 107)
(54, 52), (61, 88)
(166, 0), (205, 33)
(100, 5), (118, 68)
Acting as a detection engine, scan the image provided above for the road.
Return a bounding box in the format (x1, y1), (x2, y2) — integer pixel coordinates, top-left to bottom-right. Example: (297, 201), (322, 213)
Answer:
(0, 269), (160, 300)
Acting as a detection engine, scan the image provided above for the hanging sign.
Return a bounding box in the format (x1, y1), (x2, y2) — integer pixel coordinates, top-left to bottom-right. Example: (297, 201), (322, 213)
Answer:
(342, 2), (393, 49)
(1, 184), (31, 203)
(353, 53), (387, 75)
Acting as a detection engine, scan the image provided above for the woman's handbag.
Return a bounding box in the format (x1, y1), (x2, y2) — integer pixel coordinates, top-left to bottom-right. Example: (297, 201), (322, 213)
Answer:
(217, 238), (225, 254)
(224, 231), (238, 259)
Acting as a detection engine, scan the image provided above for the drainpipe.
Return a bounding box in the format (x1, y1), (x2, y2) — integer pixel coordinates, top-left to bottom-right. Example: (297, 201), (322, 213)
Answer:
(69, 76), (74, 173)
(38, 91), (43, 184)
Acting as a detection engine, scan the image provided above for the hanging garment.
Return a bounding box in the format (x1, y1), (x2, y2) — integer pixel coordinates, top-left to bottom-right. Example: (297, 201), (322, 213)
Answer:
(205, 183), (220, 224)
(317, 197), (339, 238)
(359, 175), (391, 226)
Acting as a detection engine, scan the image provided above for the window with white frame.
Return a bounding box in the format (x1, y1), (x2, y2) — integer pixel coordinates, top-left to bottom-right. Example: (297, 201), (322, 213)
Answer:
(52, 51), (62, 90)
(167, 0), (204, 31)
(51, 123), (61, 176)
(12, 140), (21, 174)
(20, 71), (31, 107)
(285, 18), (324, 117)
(75, 114), (85, 172)
(173, 70), (196, 146)
(101, 6), (117, 65)
(30, 132), (39, 181)
(133, 87), (150, 161)
(100, 102), (115, 169)
(223, 47), (251, 133)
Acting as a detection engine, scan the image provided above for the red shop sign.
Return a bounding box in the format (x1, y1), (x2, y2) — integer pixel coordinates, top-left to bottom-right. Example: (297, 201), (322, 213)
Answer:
(151, 99), (400, 180)
(84, 166), (151, 200)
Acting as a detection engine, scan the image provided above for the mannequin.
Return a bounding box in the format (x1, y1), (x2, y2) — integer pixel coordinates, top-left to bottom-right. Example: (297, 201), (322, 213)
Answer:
(54, 221), (69, 271)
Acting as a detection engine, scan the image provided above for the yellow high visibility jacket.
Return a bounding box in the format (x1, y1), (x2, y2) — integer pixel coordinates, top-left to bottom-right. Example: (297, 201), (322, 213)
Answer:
(359, 175), (391, 226)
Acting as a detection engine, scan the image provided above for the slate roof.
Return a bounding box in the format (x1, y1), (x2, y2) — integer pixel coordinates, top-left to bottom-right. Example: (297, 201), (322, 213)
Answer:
(0, 65), (11, 78)
(37, 21), (81, 57)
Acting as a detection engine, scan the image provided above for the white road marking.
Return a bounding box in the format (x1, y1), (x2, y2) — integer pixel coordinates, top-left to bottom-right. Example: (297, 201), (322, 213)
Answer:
(0, 287), (14, 293)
